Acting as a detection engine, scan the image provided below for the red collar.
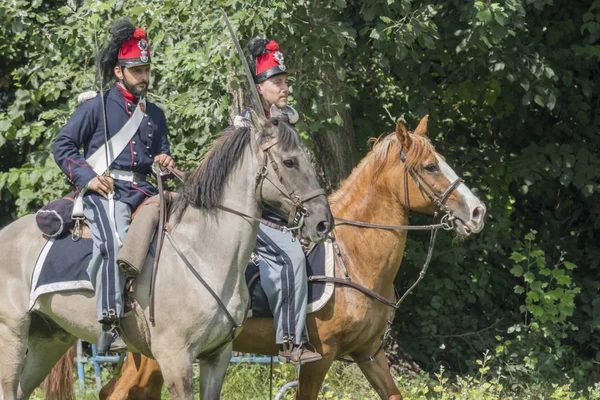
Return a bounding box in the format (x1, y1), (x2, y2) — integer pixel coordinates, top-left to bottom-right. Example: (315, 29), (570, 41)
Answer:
(117, 83), (139, 105)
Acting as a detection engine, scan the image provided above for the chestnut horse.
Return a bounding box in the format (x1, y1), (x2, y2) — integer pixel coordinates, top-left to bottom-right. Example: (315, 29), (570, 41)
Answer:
(47, 116), (486, 400)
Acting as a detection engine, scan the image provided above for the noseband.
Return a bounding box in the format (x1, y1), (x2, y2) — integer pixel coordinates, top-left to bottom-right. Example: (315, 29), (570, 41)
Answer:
(400, 150), (463, 219)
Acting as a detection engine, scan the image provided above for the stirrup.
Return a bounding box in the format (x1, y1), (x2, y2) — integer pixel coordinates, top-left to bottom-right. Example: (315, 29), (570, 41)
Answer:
(97, 323), (114, 355)
(278, 339), (323, 365)
(278, 337), (294, 363)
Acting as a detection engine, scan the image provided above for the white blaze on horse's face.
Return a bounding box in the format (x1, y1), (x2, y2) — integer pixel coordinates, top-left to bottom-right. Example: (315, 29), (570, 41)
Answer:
(435, 154), (486, 235)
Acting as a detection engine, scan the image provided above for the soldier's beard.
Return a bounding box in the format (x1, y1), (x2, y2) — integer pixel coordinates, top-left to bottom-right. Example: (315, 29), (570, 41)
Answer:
(122, 74), (148, 98)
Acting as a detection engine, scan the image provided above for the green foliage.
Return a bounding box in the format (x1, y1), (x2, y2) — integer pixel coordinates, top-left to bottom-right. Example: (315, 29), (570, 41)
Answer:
(510, 230), (579, 328)
(355, 0), (600, 387)
(1, 0), (599, 392)
(491, 230), (584, 380)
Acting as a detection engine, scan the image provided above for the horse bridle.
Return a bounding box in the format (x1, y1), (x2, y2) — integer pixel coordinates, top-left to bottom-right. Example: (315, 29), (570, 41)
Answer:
(400, 149), (464, 217)
(249, 119), (326, 234)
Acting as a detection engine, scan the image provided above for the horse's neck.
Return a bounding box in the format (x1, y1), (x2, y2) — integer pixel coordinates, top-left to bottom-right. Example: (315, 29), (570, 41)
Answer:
(332, 177), (409, 297)
(171, 148), (261, 282)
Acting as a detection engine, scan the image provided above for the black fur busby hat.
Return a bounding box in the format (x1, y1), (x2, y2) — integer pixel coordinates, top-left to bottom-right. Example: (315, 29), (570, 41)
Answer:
(100, 19), (151, 82)
(248, 37), (287, 84)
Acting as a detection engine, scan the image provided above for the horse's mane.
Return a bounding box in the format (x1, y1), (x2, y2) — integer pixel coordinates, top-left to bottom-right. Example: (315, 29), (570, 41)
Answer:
(171, 119), (300, 221)
(329, 132), (435, 207)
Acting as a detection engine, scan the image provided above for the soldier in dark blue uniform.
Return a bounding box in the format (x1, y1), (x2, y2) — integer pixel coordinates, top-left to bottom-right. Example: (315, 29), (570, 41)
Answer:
(53, 19), (174, 354)
(237, 38), (322, 365)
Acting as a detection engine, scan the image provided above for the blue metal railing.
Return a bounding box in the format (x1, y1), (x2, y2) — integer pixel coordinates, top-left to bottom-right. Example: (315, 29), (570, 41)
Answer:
(74, 341), (335, 398)
(74, 340), (286, 392)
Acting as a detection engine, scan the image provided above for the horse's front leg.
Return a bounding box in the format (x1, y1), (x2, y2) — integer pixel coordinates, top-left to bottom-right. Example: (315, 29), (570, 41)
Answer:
(0, 322), (29, 400)
(352, 343), (402, 400)
(100, 353), (163, 400)
(296, 347), (337, 400)
(198, 343), (233, 400)
(154, 349), (195, 400)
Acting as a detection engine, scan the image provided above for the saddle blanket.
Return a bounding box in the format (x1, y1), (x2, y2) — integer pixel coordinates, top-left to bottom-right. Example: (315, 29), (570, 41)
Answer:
(29, 234), (94, 309)
(29, 231), (336, 316)
(246, 239), (335, 318)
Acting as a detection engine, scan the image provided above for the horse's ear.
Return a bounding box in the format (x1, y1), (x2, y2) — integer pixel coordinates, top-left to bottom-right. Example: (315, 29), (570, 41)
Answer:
(395, 120), (412, 150)
(413, 115), (429, 137)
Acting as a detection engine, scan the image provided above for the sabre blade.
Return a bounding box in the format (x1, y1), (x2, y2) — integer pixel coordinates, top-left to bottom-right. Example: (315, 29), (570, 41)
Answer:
(219, 8), (266, 119)
(93, 21), (112, 177)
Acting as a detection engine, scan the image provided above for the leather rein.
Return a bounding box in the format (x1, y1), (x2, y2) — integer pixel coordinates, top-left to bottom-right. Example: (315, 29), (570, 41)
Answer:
(147, 123), (326, 356)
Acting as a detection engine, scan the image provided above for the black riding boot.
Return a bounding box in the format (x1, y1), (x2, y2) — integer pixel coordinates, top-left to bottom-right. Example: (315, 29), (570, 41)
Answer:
(97, 321), (127, 355)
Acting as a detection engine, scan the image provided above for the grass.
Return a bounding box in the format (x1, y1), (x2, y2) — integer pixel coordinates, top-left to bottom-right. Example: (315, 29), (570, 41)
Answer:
(29, 356), (600, 399)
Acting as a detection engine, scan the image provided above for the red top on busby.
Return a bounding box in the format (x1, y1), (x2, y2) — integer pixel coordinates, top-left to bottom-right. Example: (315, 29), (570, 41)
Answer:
(117, 28), (151, 67)
(253, 40), (286, 83)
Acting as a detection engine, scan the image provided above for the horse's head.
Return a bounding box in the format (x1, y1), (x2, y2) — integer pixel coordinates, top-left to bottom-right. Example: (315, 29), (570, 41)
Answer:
(251, 111), (333, 243)
(391, 116), (486, 236)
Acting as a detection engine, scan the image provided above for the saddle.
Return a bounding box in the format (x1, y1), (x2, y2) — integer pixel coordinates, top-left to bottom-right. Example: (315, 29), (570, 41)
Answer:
(34, 193), (171, 276)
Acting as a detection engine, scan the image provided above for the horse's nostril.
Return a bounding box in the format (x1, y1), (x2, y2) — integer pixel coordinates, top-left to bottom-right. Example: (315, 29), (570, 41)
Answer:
(472, 206), (484, 220)
(316, 221), (330, 234)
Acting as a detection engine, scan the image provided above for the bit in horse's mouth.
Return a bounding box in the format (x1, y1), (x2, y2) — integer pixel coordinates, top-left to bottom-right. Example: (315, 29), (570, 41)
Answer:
(455, 219), (472, 236)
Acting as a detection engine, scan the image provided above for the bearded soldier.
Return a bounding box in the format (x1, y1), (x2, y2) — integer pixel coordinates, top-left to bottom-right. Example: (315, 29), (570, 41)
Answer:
(237, 37), (322, 365)
(53, 19), (175, 354)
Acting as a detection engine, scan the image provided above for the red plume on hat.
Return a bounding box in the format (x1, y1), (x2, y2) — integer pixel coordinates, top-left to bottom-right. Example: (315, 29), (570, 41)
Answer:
(248, 38), (287, 84)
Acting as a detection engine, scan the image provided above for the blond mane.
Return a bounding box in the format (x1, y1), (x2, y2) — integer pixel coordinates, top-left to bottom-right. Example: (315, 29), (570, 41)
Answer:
(329, 132), (435, 207)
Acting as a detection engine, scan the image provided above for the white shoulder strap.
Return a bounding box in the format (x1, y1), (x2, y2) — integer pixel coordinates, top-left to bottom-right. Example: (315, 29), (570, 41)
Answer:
(86, 98), (146, 174)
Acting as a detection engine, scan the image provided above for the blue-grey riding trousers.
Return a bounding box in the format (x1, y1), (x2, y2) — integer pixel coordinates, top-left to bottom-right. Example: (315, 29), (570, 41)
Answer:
(255, 223), (308, 345)
(83, 195), (131, 322)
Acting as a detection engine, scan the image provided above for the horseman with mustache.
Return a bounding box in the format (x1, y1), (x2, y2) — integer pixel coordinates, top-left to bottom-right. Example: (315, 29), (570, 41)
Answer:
(52, 19), (175, 354)
(234, 37), (322, 365)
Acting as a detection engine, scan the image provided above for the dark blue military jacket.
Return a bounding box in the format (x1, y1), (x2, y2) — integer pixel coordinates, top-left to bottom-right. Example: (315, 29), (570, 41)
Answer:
(53, 84), (170, 209)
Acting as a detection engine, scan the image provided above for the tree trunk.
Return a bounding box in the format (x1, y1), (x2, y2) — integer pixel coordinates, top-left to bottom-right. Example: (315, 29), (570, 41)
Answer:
(309, 104), (357, 194)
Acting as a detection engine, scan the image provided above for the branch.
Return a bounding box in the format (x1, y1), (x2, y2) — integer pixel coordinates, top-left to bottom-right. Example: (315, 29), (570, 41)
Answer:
(434, 318), (503, 339)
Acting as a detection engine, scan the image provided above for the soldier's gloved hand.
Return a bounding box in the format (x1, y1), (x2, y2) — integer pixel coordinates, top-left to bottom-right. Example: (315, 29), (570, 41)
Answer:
(88, 175), (115, 199)
(154, 154), (176, 170)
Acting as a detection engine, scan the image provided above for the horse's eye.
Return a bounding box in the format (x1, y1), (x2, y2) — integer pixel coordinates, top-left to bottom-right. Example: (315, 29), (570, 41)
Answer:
(283, 159), (296, 168)
(424, 163), (438, 173)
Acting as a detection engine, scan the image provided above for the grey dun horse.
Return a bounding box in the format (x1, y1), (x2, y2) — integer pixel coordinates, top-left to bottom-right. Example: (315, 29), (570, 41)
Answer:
(0, 113), (332, 400)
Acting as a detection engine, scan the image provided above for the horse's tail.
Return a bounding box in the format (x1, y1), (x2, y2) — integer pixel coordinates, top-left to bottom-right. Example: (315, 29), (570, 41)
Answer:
(43, 345), (76, 400)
